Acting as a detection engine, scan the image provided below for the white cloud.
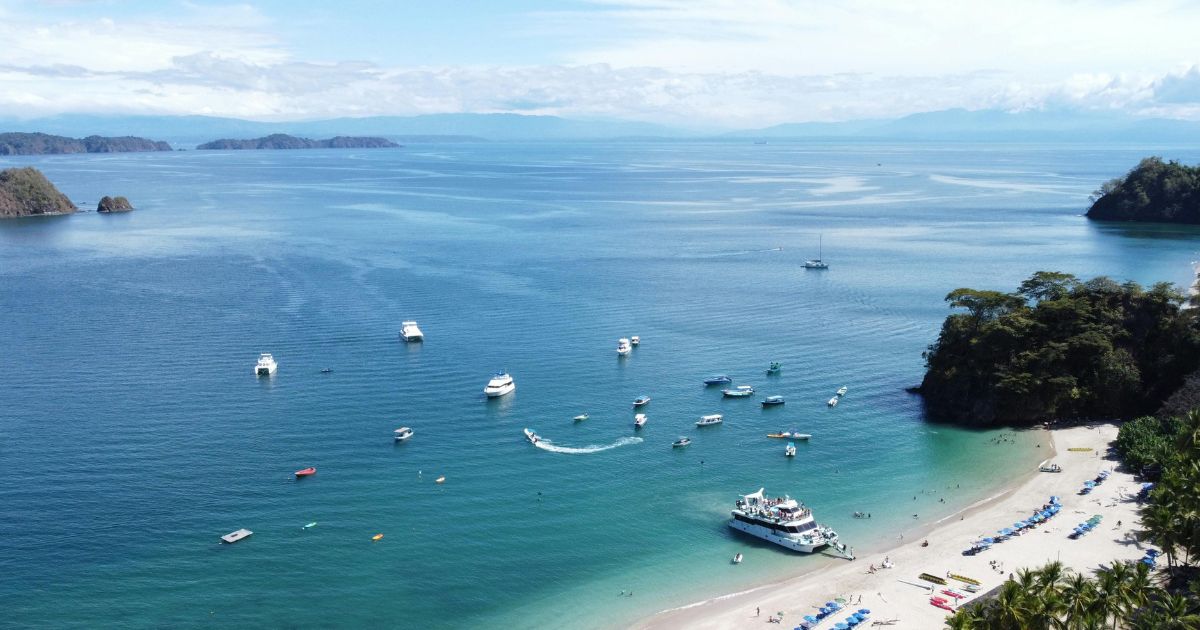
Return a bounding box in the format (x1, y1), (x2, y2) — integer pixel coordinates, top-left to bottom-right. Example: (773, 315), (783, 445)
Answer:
(0, 1), (1198, 126)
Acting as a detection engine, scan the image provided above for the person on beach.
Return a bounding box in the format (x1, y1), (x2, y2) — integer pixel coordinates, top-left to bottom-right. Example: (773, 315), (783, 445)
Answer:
(756, 607), (760, 617)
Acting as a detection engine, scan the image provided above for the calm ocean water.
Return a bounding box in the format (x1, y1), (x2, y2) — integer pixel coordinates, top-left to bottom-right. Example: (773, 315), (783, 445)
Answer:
(2, 142), (1199, 629)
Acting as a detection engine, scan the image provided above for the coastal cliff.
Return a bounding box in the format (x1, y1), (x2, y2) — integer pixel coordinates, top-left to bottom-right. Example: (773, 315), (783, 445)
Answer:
(917, 271), (1200, 426)
(196, 134), (399, 150)
(1086, 157), (1200, 223)
(0, 132), (172, 155)
(97, 196), (134, 213)
(0, 167), (78, 218)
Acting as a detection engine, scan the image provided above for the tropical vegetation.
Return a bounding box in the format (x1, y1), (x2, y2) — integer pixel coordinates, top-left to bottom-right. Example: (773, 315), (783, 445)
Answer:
(946, 409), (1200, 628)
(918, 271), (1200, 426)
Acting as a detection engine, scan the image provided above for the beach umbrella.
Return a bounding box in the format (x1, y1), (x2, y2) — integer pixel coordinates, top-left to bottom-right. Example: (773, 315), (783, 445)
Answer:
(804, 615), (818, 623)
(834, 623), (848, 630)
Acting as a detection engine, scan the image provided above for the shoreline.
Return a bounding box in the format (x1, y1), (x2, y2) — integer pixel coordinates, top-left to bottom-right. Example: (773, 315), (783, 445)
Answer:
(634, 422), (1143, 630)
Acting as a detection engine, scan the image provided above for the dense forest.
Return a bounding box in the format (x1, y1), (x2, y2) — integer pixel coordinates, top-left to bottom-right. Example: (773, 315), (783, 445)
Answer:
(1087, 157), (1200, 223)
(946, 410), (1200, 628)
(0, 167), (77, 218)
(0, 132), (171, 155)
(196, 134), (399, 150)
(917, 272), (1200, 426)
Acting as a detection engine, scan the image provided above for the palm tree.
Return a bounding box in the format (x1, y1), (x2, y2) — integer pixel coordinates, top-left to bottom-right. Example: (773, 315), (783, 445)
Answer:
(1088, 565), (1125, 629)
(1059, 572), (1095, 630)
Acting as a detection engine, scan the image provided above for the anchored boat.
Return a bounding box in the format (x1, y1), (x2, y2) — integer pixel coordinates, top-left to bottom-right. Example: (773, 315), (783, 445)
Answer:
(729, 488), (840, 553)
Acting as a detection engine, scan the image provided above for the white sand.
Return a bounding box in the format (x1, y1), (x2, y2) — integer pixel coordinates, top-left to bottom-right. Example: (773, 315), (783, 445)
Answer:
(634, 423), (1146, 630)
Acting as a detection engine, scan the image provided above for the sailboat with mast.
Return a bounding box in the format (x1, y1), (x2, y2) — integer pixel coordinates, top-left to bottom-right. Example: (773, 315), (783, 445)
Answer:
(803, 235), (829, 269)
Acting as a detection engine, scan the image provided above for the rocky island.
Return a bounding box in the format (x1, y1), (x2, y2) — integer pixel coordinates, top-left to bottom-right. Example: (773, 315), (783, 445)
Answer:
(97, 196), (134, 213)
(1087, 157), (1200, 223)
(196, 134), (399, 150)
(0, 167), (78, 218)
(0, 132), (172, 155)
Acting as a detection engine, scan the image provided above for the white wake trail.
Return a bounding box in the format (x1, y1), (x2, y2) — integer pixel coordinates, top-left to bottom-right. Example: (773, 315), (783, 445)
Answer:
(534, 436), (643, 454)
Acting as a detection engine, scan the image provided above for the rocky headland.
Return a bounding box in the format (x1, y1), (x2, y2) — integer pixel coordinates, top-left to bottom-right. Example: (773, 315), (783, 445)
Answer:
(0, 132), (172, 155)
(97, 196), (134, 213)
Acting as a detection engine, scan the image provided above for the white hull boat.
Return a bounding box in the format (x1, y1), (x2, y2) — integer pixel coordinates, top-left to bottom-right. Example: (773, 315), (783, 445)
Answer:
(255, 353), (277, 376)
(400, 321), (424, 342)
(484, 372), (516, 397)
(729, 488), (840, 553)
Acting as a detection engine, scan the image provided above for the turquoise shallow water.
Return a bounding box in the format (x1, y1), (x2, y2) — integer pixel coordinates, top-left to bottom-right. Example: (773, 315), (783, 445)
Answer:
(2, 142), (1199, 628)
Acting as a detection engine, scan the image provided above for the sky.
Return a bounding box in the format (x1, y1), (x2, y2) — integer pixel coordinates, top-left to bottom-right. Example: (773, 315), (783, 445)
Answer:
(2, 0), (1200, 128)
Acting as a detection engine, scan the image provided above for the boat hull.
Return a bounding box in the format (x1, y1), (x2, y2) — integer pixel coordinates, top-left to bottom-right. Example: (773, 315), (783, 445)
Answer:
(484, 383), (515, 397)
(728, 519), (827, 553)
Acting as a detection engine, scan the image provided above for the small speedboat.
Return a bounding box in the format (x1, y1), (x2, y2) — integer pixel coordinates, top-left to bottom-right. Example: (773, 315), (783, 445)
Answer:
(295, 467), (316, 477)
(785, 442), (797, 457)
(766, 362), (781, 374)
(633, 395), (651, 407)
(255, 353), (277, 376)
(732, 553), (743, 564)
(704, 375), (733, 386)
(1039, 463), (1063, 473)
(393, 427), (414, 441)
(524, 428), (541, 444)
(696, 413), (723, 427)
(672, 437), (692, 448)
(634, 413), (647, 428)
(617, 338), (632, 356)
(836, 385), (848, 396)
(630, 335), (640, 346)
(723, 385), (754, 398)
(320, 367), (333, 373)
(400, 321), (424, 342)
(762, 395), (785, 406)
(827, 396), (839, 407)
(573, 413), (589, 422)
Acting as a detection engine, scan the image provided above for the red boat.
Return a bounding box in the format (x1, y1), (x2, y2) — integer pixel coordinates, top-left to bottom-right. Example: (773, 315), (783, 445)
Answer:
(295, 467), (316, 477)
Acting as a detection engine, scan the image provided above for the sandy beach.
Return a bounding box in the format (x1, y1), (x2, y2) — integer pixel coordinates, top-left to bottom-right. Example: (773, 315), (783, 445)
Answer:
(635, 422), (1145, 630)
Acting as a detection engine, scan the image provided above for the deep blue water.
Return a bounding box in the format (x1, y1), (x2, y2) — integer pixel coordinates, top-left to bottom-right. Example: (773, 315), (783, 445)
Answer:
(2, 142), (1199, 629)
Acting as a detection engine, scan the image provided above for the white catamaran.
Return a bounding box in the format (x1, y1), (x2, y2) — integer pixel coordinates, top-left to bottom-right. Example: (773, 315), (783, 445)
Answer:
(729, 488), (841, 553)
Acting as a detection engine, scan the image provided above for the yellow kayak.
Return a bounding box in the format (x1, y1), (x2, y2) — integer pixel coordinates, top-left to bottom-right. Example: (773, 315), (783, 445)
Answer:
(948, 573), (981, 585)
(1068, 447), (1093, 452)
(372, 533), (383, 541)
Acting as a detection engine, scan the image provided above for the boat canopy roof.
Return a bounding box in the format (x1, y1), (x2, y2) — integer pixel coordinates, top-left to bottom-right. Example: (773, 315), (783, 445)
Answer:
(743, 488), (766, 503)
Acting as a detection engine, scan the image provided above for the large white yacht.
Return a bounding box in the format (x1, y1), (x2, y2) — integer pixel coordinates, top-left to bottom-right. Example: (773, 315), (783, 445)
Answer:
(729, 488), (840, 553)
(484, 372), (516, 397)
(400, 321), (424, 342)
(617, 338), (631, 356)
(255, 353), (277, 376)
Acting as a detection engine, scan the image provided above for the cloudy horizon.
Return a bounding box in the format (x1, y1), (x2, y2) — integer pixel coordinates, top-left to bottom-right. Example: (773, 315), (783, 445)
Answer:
(3, 0), (1200, 128)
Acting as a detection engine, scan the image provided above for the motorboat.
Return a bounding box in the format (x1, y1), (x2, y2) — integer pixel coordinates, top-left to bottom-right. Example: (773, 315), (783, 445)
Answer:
(785, 442), (797, 457)
(836, 385), (848, 396)
(255, 353), (277, 376)
(732, 553), (743, 564)
(573, 413), (589, 422)
(1039, 463), (1062, 473)
(723, 385), (755, 398)
(484, 372), (516, 397)
(767, 431), (811, 440)
(827, 396), (839, 407)
(803, 235), (829, 269)
(221, 528), (253, 544)
(672, 437), (692, 448)
(393, 427), (414, 442)
(696, 413), (723, 427)
(524, 428), (541, 444)
(617, 338), (632, 356)
(633, 395), (651, 407)
(704, 375), (733, 386)
(630, 336), (640, 346)
(400, 321), (424, 342)
(295, 467), (316, 478)
(729, 488), (840, 553)
(762, 395), (785, 406)
(634, 413), (647, 428)
(766, 362), (782, 374)
(320, 367), (333, 373)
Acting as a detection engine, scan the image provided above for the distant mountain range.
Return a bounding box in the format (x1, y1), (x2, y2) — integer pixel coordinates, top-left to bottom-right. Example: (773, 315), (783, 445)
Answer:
(1, 109), (1198, 144)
